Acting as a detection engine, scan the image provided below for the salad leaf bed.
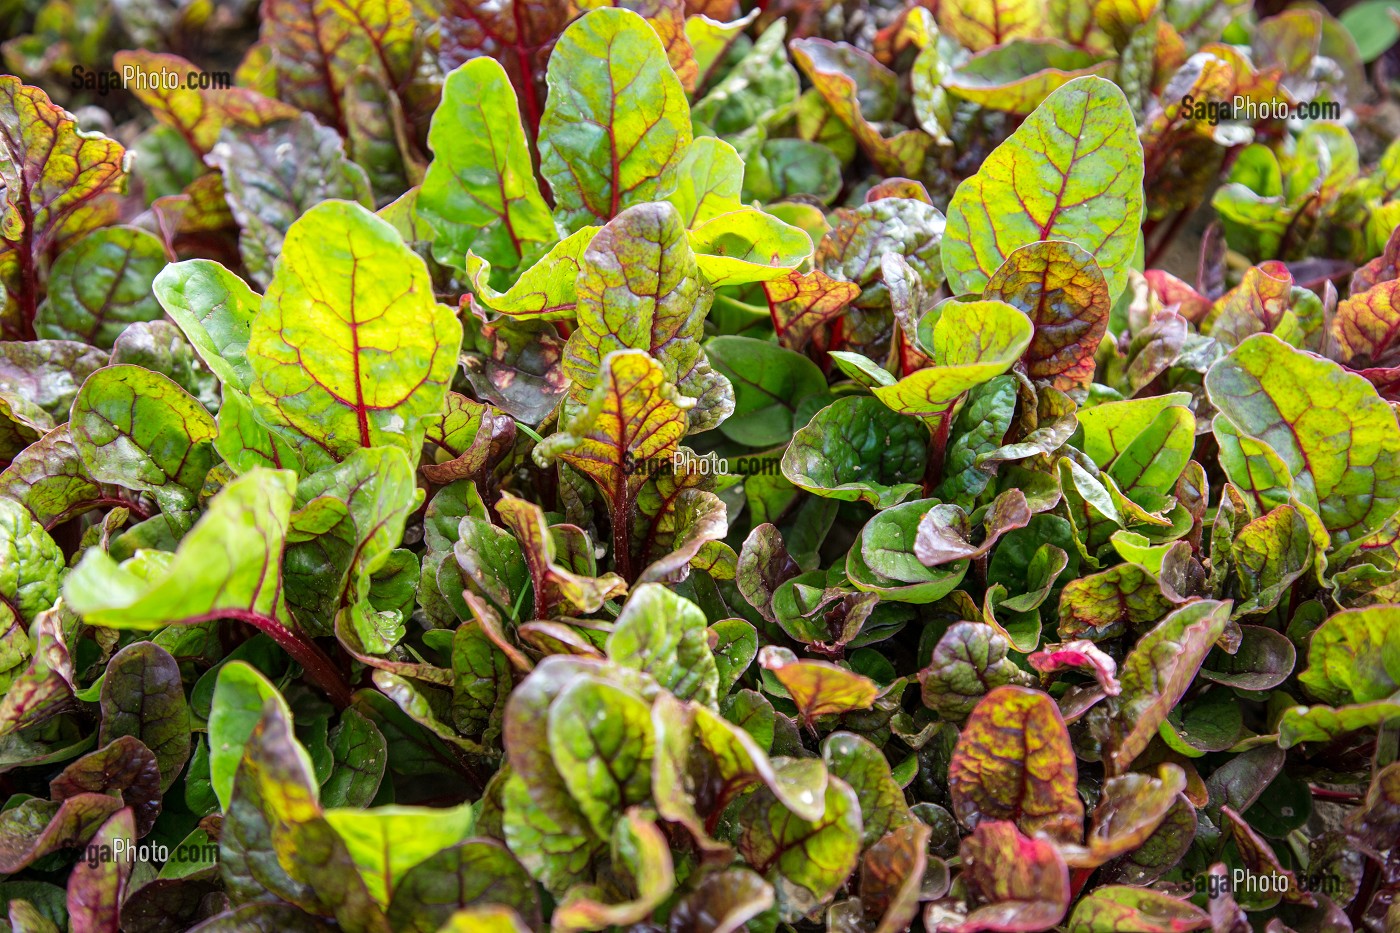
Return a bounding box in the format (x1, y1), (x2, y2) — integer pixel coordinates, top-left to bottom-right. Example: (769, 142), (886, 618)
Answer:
(2, 1), (1400, 930)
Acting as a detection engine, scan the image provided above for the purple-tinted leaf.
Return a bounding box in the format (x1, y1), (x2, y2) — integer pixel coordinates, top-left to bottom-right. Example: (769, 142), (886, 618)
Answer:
(98, 642), (191, 793)
(949, 686), (1082, 843)
(1106, 600), (1231, 772)
(945, 820), (1070, 933)
(65, 808), (135, 933)
(50, 736), (163, 836)
(0, 794), (124, 874)
(1028, 640), (1120, 695)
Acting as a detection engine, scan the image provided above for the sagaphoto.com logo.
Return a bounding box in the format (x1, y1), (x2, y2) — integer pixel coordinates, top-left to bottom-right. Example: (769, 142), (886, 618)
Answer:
(1178, 94), (1343, 125)
(83, 836), (219, 868)
(72, 63), (232, 97)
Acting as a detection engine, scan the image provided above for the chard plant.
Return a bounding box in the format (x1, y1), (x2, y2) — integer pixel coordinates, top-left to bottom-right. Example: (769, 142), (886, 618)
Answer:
(2, 1), (1400, 932)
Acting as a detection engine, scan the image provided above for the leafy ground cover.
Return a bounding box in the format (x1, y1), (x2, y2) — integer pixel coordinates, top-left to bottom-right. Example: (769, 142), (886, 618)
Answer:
(3, 0), (1400, 931)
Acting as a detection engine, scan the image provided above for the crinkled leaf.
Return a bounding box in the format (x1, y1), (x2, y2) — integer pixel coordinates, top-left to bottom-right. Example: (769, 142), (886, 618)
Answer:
(222, 697), (387, 931)
(65, 808), (135, 933)
(1230, 504), (1314, 616)
(0, 794), (123, 874)
(790, 39), (931, 177)
(607, 582), (718, 705)
(1073, 764), (1187, 867)
(70, 364), (218, 516)
(669, 867), (774, 933)
(50, 736), (162, 836)
(0, 341), (105, 452)
(206, 115), (373, 287)
(0, 497), (67, 622)
(936, 0), (1040, 50)
(420, 393), (515, 485)
(822, 731), (913, 847)
(248, 0), (416, 137)
(561, 202), (729, 433)
(915, 489), (1031, 568)
(546, 677), (655, 838)
(984, 240), (1110, 394)
(0, 79), (127, 339)
(668, 137), (742, 227)
(1064, 885), (1209, 933)
(321, 708), (387, 808)
(1278, 699), (1400, 747)
(920, 622), (1033, 720)
(534, 349), (692, 578)
(551, 809), (676, 933)
(33, 227), (168, 349)
(952, 820), (1070, 933)
(936, 376), (1018, 505)
(949, 685), (1082, 842)
(688, 209), (813, 288)
(384, 838), (539, 933)
(736, 772), (862, 922)
(1028, 639), (1120, 696)
(759, 646), (880, 725)
(465, 227), (598, 321)
(283, 446), (420, 633)
(1107, 405), (1195, 502)
(763, 269), (860, 352)
(98, 641), (191, 793)
(1296, 606), (1400, 705)
(781, 397), (926, 509)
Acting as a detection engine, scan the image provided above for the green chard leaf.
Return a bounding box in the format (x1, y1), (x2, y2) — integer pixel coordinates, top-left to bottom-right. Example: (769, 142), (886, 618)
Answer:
(535, 350), (693, 580)
(0, 497), (67, 622)
(247, 199), (462, 473)
(539, 8), (692, 233)
(1207, 334), (1400, 559)
(64, 468), (296, 631)
(781, 397), (927, 509)
(607, 583), (719, 706)
(33, 227), (168, 349)
(560, 201), (731, 433)
(420, 58), (555, 273)
(1106, 600), (1232, 772)
(98, 642), (191, 793)
(70, 364), (218, 518)
(154, 258), (262, 391)
(943, 76), (1144, 301)
(736, 773), (862, 922)
(872, 300), (1033, 423)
